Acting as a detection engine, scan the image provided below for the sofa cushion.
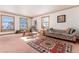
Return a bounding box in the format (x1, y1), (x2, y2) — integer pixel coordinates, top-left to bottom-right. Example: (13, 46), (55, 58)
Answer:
(66, 28), (75, 34)
(53, 29), (66, 34)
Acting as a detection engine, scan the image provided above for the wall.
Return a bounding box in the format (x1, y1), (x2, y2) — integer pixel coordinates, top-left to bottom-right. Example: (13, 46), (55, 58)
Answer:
(32, 6), (79, 32)
(0, 12), (31, 33)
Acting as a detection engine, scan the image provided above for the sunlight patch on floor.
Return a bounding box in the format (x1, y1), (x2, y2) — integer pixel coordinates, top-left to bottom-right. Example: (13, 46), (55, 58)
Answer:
(21, 37), (32, 42)
(21, 36), (38, 42)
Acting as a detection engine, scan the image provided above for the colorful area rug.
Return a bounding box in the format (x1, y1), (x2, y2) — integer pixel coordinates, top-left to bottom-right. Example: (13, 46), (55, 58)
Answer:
(27, 37), (72, 53)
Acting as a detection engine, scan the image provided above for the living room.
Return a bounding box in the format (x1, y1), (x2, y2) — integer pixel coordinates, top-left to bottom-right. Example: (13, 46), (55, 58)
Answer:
(0, 5), (79, 53)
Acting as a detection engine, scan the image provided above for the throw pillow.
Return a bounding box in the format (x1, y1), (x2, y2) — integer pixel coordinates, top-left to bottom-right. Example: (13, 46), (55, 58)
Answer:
(69, 28), (75, 34)
(49, 28), (53, 32)
(66, 28), (71, 34)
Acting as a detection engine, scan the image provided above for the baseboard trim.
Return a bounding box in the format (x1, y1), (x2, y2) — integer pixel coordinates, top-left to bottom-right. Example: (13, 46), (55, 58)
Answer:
(0, 33), (15, 36)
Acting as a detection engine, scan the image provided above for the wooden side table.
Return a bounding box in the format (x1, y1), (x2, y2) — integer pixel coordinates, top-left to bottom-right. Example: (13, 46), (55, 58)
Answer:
(38, 30), (42, 35)
(39, 30), (45, 35)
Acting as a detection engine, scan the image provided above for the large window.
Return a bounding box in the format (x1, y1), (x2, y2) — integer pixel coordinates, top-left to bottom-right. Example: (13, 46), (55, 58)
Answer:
(41, 16), (49, 29)
(1, 15), (14, 31)
(20, 18), (28, 30)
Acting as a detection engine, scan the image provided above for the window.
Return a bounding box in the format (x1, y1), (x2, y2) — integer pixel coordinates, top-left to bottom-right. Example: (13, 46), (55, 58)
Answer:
(1, 15), (14, 31)
(20, 18), (28, 30)
(41, 16), (49, 29)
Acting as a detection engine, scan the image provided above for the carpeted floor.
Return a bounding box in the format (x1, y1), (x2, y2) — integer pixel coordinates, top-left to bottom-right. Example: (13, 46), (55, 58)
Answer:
(0, 34), (38, 53)
(0, 34), (79, 53)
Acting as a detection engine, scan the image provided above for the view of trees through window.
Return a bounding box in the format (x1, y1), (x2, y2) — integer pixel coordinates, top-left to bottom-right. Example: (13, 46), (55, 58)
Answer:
(0, 16), (28, 32)
(20, 18), (27, 30)
(2, 16), (14, 31)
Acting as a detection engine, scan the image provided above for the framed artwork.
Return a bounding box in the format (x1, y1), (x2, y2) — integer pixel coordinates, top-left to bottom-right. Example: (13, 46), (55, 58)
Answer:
(57, 15), (66, 23)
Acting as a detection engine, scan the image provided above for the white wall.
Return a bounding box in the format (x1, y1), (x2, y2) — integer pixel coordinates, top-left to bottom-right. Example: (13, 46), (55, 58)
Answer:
(27, 17), (32, 29)
(32, 6), (79, 32)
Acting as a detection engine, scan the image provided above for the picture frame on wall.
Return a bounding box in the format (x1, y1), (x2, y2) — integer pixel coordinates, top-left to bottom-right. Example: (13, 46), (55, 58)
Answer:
(57, 15), (66, 23)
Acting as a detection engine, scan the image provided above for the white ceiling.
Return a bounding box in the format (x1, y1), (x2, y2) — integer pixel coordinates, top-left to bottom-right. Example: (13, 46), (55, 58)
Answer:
(0, 5), (75, 17)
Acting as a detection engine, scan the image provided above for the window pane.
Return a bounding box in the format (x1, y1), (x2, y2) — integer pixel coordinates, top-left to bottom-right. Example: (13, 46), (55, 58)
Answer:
(2, 16), (14, 31)
(20, 18), (27, 30)
(42, 16), (49, 29)
(43, 17), (49, 22)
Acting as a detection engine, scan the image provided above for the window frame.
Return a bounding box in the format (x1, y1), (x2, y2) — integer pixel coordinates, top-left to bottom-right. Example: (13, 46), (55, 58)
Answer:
(1, 15), (15, 32)
(19, 17), (28, 30)
(41, 16), (50, 29)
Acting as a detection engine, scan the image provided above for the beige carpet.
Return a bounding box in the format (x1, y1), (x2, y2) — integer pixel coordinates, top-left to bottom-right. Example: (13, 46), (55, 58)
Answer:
(0, 34), (79, 53)
(0, 34), (38, 53)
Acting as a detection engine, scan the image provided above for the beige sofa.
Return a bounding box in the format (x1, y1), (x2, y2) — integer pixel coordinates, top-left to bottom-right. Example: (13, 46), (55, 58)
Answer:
(44, 28), (76, 42)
